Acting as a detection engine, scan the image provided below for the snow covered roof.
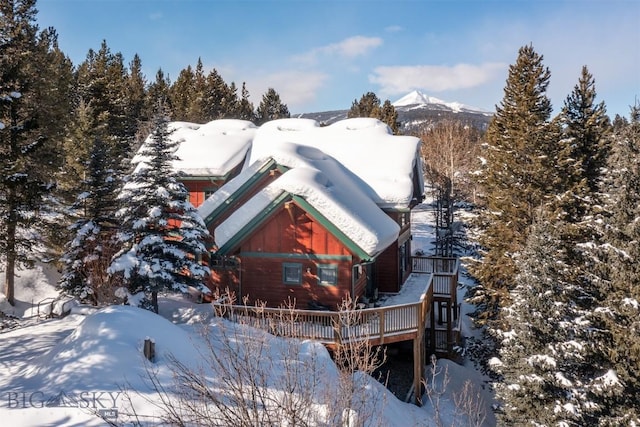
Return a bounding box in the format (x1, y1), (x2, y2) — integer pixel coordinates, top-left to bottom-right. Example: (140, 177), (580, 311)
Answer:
(211, 142), (401, 258)
(153, 119), (257, 177)
(250, 118), (424, 208)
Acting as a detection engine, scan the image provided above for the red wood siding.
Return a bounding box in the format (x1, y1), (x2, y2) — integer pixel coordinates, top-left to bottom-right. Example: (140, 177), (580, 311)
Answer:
(183, 180), (222, 208)
(239, 257), (353, 309)
(243, 203), (351, 257)
(232, 202), (357, 309)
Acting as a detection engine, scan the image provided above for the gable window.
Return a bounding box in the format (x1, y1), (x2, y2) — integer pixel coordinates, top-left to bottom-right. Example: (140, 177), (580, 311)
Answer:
(283, 263), (302, 285)
(317, 264), (338, 286)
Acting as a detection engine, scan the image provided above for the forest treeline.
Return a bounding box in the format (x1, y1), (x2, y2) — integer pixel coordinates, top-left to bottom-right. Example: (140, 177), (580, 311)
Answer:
(425, 45), (639, 425)
(1, 1), (639, 425)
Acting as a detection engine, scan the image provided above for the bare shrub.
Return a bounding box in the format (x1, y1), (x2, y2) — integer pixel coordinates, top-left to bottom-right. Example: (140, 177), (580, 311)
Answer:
(424, 354), (488, 427)
(129, 291), (390, 426)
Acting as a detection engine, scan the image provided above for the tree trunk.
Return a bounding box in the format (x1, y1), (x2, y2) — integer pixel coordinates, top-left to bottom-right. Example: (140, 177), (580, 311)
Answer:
(152, 290), (158, 313)
(4, 203), (18, 306)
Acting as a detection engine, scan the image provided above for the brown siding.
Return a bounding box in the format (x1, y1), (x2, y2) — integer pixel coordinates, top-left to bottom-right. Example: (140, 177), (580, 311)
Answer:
(183, 180), (222, 208)
(235, 202), (356, 309)
(239, 257), (353, 309)
(243, 203), (350, 257)
(376, 242), (400, 293)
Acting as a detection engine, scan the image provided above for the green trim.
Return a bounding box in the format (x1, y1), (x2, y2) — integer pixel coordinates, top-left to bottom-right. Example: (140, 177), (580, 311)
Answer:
(216, 191), (290, 254)
(290, 195), (372, 261)
(241, 252), (353, 261)
(215, 191), (374, 262)
(180, 176), (227, 181)
(203, 158), (279, 225)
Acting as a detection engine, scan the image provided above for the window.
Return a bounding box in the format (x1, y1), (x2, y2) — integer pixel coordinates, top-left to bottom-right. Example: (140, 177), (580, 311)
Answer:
(317, 264), (338, 286)
(283, 263), (302, 285)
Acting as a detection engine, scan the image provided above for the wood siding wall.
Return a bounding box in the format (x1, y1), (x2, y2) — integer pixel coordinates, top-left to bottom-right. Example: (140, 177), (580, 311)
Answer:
(239, 256), (353, 309)
(212, 202), (359, 309)
(184, 180), (222, 208)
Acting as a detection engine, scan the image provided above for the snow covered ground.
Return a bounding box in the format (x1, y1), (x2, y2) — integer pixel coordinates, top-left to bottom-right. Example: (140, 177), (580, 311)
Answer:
(0, 200), (495, 426)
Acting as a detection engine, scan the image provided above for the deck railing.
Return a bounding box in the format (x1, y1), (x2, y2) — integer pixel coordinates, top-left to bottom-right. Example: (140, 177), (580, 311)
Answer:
(213, 276), (433, 347)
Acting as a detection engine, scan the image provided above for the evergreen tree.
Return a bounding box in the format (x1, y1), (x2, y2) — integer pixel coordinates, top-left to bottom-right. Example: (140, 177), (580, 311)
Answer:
(347, 91), (400, 134)
(591, 104), (640, 424)
(187, 58), (208, 123)
(126, 53), (148, 141)
(0, 0), (61, 305)
(34, 27), (74, 257)
(380, 99), (400, 134)
(146, 68), (171, 115)
(58, 137), (121, 304)
(348, 91), (381, 118)
(494, 215), (611, 425)
(204, 67), (235, 120)
(556, 66), (611, 225)
(469, 45), (560, 324)
(74, 40), (135, 177)
(169, 65), (194, 122)
(108, 103), (211, 312)
(236, 82), (255, 122)
(256, 87), (290, 125)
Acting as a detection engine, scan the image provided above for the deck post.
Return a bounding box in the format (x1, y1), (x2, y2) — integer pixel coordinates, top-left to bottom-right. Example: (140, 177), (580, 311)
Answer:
(413, 300), (425, 406)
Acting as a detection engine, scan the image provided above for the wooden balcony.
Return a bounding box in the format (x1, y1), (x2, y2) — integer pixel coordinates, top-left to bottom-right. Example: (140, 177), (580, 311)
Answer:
(211, 256), (461, 405)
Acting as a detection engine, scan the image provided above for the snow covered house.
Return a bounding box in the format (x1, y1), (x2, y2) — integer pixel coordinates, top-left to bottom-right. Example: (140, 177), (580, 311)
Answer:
(176, 117), (425, 309)
(168, 119), (257, 207)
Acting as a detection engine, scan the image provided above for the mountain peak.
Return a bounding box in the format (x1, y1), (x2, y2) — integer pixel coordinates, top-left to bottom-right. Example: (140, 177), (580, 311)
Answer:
(392, 90), (490, 114)
(392, 90), (445, 107)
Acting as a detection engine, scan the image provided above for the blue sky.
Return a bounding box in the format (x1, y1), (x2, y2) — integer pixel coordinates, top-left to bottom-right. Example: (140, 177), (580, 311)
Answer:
(36, 0), (639, 118)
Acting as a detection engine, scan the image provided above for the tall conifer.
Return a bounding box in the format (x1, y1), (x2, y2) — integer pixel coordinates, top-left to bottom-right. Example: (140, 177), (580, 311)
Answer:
(0, 0), (61, 305)
(470, 44), (559, 323)
(108, 103), (210, 312)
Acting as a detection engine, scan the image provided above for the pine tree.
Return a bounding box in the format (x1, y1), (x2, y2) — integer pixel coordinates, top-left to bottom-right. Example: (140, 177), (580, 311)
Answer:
(74, 41), (135, 178)
(187, 58), (208, 123)
(236, 82), (255, 122)
(108, 102), (211, 312)
(556, 66), (611, 225)
(256, 88), (290, 125)
(348, 92), (381, 118)
(204, 67), (235, 120)
(125, 53), (147, 142)
(347, 92), (400, 134)
(169, 65), (194, 121)
(58, 137), (121, 304)
(0, 0), (61, 305)
(494, 214), (612, 425)
(146, 68), (171, 115)
(469, 44), (560, 324)
(591, 104), (640, 424)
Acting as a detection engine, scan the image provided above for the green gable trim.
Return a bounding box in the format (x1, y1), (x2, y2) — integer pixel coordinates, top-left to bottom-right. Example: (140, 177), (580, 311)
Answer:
(214, 192), (375, 262)
(179, 176), (227, 181)
(289, 195), (373, 262)
(240, 252), (353, 261)
(216, 191), (291, 255)
(203, 158), (279, 225)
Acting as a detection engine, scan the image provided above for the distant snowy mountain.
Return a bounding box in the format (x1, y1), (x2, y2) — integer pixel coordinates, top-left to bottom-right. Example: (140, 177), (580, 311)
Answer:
(392, 90), (491, 115)
(297, 90), (492, 132)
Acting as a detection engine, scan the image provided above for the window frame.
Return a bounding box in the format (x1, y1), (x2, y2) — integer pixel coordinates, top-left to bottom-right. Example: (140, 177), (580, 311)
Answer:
(282, 262), (303, 285)
(317, 264), (338, 286)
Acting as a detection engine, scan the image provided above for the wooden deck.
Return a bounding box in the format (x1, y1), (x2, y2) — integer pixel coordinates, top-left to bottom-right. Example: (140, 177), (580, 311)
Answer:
(211, 256), (461, 406)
